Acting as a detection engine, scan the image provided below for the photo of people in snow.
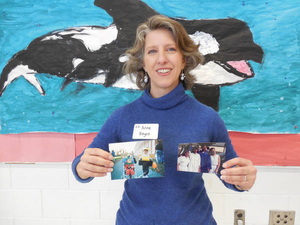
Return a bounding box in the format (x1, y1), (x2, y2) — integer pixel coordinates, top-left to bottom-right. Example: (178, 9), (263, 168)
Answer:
(109, 140), (164, 180)
(177, 142), (226, 175)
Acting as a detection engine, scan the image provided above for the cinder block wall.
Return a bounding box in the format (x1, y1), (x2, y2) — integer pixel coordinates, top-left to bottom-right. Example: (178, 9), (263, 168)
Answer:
(0, 163), (299, 225)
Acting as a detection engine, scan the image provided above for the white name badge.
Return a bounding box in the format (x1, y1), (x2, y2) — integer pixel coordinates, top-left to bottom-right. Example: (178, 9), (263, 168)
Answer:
(132, 124), (159, 139)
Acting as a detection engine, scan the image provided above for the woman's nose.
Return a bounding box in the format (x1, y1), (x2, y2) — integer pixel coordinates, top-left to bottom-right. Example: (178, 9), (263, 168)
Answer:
(157, 51), (167, 64)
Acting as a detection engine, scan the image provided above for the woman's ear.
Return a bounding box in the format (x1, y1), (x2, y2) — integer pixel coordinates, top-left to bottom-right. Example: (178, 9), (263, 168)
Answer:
(182, 57), (187, 69)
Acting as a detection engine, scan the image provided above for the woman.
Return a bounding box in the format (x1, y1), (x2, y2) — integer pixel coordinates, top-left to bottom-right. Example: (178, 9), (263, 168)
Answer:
(209, 148), (221, 174)
(72, 15), (257, 224)
(177, 145), (190, 171)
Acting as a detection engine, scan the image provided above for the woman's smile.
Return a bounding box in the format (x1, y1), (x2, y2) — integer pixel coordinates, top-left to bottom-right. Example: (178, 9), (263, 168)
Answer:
(156, 68), (172, 75)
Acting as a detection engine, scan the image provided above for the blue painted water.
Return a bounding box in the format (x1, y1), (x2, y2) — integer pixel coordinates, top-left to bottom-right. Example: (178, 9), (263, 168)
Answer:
(0, 0), (299, 134)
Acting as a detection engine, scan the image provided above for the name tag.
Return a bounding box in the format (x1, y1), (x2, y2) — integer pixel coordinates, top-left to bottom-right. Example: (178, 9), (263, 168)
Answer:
(132, 124), (159, 139)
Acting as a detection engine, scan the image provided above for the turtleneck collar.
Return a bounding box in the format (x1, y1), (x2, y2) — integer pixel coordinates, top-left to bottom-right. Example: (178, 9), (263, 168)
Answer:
(141, 83), (188, 109)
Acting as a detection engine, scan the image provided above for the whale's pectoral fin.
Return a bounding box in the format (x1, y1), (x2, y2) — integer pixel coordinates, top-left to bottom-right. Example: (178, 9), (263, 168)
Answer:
(23, 72), (46, 96)
(0, 85), (7, 97)
(191, 84), (220, 112)
(61, 77), (73, 91)
(75, 83), (86, 93)
(60, 57), (85, 91)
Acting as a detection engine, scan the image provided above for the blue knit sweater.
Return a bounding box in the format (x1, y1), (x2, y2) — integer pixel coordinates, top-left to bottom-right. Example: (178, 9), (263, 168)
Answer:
(72, 83), (240, 225)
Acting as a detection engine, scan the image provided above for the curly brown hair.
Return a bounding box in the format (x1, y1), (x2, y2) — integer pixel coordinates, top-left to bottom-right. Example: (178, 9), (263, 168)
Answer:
(123, 15), (204, 90)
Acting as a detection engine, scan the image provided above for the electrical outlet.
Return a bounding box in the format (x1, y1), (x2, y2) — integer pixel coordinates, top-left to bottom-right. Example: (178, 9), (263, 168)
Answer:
(234, 209), (245, 225)
(269, 210), (295, 225)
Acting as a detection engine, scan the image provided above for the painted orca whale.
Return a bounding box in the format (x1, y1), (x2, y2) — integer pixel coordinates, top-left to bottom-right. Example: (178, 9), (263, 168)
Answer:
(0, 0), (157, 97)
(0, 25), (119, 96)
(0, 0), (263, 111)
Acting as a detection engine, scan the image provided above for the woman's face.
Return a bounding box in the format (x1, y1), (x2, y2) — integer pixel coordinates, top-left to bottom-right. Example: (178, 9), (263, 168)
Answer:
(143, 29), (186, 98)
(212, 148), (216, 155)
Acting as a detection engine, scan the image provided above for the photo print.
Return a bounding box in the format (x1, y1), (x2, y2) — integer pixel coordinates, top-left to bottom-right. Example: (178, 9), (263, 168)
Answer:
(109, 139), (164, 180)
(177, 142), (226, 175)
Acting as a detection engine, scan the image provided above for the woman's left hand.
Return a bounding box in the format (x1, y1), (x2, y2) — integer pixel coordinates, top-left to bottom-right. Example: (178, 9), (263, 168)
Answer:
(220, 157), (257, 191)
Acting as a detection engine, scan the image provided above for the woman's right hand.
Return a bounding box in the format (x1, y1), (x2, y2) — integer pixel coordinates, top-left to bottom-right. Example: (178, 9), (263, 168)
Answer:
(76, 148), (114, 179)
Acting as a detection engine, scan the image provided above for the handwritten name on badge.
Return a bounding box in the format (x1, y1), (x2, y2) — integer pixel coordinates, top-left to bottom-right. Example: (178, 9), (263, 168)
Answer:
(132, 124), (159, 139)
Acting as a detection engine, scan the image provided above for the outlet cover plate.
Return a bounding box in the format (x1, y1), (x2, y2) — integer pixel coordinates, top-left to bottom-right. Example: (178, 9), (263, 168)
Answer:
(234, 209), (245, 225)
(269, 210), (295, 225)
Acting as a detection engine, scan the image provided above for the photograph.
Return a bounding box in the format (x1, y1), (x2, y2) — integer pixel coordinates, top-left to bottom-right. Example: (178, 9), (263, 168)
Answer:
(177, 142), (226, 175)
(109, 139), (164, 180)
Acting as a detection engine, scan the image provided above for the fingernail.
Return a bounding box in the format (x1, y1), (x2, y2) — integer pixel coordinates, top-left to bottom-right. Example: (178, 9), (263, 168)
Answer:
(109, 155), (114, 160)
(223, 163), (227, 168)
(108, 168), (113, 172)
(109, 162), (114, 167)
(221, 175), (227, 180)
(221, 170), (226, 175)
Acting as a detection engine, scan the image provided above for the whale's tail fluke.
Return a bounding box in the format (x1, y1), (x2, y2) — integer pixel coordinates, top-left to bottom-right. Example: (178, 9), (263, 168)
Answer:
(0, 55), (22, 97)
(0, 52), (45, 97)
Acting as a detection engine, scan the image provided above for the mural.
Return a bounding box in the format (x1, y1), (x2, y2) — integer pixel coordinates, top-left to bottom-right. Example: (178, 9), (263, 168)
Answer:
(0, 0), (299, 137)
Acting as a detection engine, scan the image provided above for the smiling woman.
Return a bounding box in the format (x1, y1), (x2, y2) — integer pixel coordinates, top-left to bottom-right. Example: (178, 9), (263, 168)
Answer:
(142, 29), (187, 98)
(123, 15), (204, 94)
(72, 15), (258, 225)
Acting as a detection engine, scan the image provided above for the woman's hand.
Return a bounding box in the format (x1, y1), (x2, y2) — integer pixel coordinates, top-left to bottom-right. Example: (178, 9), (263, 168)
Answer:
(220, 157), (257, 191)
(76, 148), (114, 180)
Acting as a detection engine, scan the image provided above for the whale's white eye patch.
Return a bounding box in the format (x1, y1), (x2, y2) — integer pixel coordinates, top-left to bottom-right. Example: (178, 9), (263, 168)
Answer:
(72, 58), (84, 68)
(189, 31), (219, 55)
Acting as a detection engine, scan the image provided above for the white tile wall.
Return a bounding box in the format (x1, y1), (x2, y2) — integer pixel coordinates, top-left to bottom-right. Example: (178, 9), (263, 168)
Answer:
(71, 219), (115, 225)
(42, 190), (100, 219)
(100, 191), (123, 221)
(0, 190), (43, 218)
(0, 163), (299, 225)
(207, 193), (225, 221)
(0, 164), (11, 189)
(289, 196), (300, 225)
(11, 164), (69, 190)
(14, 218), (71, 225)
(0, 218), (14, 225)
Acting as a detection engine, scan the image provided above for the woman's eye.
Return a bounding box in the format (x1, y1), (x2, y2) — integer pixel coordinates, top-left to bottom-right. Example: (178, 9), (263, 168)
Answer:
(148, 50), (156, 54)
(167, 47), (176, 52)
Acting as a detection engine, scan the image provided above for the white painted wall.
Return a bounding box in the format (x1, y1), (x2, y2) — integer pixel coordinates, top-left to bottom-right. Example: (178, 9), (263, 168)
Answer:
(0, 163), (299, 225)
